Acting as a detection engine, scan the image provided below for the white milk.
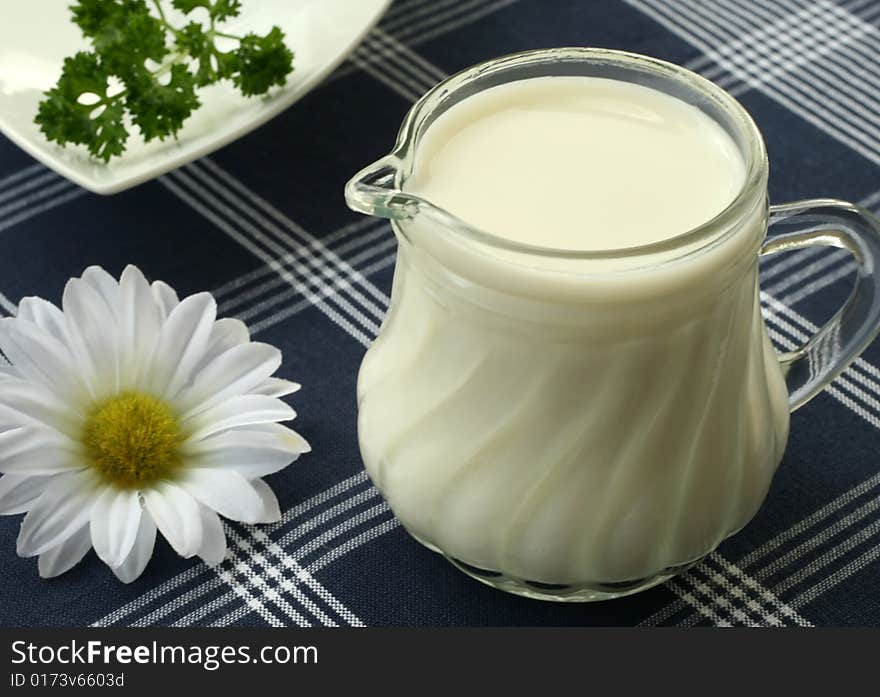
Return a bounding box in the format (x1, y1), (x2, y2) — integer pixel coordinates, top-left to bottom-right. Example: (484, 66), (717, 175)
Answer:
(404, 77), (746, 251)
(357, 76), (790, 586)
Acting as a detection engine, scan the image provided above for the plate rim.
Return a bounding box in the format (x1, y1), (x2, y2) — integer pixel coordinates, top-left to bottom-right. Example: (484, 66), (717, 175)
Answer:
(0, 0), (393, 195)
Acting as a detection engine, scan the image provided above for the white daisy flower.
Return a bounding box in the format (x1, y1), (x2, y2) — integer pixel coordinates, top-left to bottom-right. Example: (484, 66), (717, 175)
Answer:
(0, 265), (309, 583)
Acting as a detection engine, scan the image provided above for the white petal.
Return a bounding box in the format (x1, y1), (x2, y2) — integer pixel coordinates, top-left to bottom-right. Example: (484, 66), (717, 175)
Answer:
(178, 342), (282, 417)
(184, 395), (295, 441)
(0, 318), (85, 401)
(112, 512), (157, 583)
(147, 292), (216, 400)
(62, 277), (119, 398)
(252, 378), (301, 398)
(0, 378), (83, 437)
(16, 297), (67, 344)
(17, 470), (98, 556)
(184, 424), (309, 478)
(0, 427), (83, 475)
(151, 281), (180, 321)
(0, 474), (53, 515)
(250, 478), (282, 523)
(38, 524), (92, 578)
(90, 487), (142, 568)
(197, 505), (227, 566)
(143, 482), (202, 558)
(82, 266), (121, 318)
(177, 468), (267, 524)
(193, 317), (250, 375)
(118, 265), (161, 388)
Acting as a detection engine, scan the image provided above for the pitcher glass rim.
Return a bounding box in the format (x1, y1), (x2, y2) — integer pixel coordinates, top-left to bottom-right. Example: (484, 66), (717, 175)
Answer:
(362, 47), (769, 262)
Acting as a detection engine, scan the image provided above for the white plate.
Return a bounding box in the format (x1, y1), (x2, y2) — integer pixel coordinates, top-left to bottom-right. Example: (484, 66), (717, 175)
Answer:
(0, 0), (390, 194)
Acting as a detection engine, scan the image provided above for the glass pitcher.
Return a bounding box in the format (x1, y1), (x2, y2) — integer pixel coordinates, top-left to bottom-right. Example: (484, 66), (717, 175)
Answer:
(344, 48), (880, 601)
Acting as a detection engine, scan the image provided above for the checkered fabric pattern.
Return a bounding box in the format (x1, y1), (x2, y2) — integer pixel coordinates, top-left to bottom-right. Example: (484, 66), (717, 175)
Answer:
(2, 0), (880, 627)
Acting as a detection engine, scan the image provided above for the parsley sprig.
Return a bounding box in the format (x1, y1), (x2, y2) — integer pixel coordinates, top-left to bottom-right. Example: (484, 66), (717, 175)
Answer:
(36, 0), (294, 162)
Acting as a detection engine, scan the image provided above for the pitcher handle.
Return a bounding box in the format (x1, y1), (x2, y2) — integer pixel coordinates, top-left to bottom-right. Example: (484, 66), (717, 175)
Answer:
(760, 199), (880, 411)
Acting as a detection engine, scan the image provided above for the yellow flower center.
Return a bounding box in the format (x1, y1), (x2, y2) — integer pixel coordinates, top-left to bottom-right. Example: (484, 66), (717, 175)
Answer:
(82, 391), (185, 488)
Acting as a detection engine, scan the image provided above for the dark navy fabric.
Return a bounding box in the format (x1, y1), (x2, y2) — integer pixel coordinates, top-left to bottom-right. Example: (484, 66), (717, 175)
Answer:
(2, 0), (880, 627)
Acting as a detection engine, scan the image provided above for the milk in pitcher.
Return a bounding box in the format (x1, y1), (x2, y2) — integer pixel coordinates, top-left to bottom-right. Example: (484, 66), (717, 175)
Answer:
(357, 76), (790, 587)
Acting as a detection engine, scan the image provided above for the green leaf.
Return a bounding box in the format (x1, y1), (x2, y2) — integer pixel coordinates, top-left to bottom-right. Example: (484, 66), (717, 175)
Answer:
(175, 21), (238, 86)
(171, 0), (211, 14)
(209, 0), (242, 21)
(233, 27), (293, 97)
(72, 1), (165, 59)
(34, 52), (128, 162)
(38, 1), (295, 162)
(172, 0), (242, 21)
(176, 22), (213, 85)
(126, 64), (201, 141)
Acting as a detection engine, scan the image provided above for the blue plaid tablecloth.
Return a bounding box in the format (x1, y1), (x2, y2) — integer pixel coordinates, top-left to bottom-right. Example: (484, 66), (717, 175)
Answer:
(2, 0), (880, 627)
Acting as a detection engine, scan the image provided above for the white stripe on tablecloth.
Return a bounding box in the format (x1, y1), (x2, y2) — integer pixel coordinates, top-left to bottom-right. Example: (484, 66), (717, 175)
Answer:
(666, 579), (734, 627)
(759, 247), (827, 284)
(306, 518), (400, 573)
(92, 473), (370, 626)
(383, 0), (521, 44)
(861, 189), (880, 210)
(176, 498), (389, 627)
(191, 158), (391, 316)
(248, 253), (397, 336)
(692, 554), (811, 626)
(644, 472), (880, 626)
(205, 515), (366, 628)
(165, 169), (389, 344)
(348, 33), (436, 103)
(211, 502), (394, 627)
(0, 163), (43, 192)
(628, 0), (880, 165)
(760, 495), (880, 589)
(124, 479), (378, 628)
(249, 525), (365, 626)
(236, 239), (397, 326)
(219, 526), (334, 627)
(209, 532), (296, 627)
(356, 31), (443, 98)
(764, 249), (850, 297)
(713, 0), (880, 90)
(382, 0), (436, 23)
(217, 225), (391, 315)
(382, 0), (477, 35)
(369, 27), (447, 85)
(160, 171), (376, 346)
(0, 177), (74, 219)
(190, 491), (387, 627)
(791, 538), (880, 607)
(698, 0), (880, 98)
(691, 0), (880, 131)
(211, 218), (381, 299)
(0, 187), (87, 235)
(348, 45), (423, 102)
(333, 0), (522, 81)
(673, 556), (796, 626)
(778, 262), (857, 308)
(713, 553), (810, 625)
(0, 291), (17, 316)
(0, 170), (62, 207)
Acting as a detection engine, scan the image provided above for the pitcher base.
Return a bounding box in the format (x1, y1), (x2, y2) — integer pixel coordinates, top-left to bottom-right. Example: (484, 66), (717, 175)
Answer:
(409, 530), (702, 602)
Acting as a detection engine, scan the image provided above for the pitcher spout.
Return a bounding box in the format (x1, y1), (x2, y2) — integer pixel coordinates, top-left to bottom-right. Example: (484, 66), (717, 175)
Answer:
(344, 156), (418, 220)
